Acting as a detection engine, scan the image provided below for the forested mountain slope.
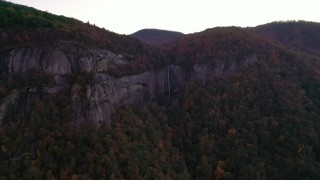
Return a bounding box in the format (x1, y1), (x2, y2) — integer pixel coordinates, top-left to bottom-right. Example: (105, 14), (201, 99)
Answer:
(0, 0), (167, 77)
(1, 1), (320, 179)
(252, 21), (320, 56)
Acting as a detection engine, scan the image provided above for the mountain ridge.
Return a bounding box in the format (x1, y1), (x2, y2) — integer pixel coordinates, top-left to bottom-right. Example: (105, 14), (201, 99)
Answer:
(131, 28), (184, 45)
(252, 20), (320, 56)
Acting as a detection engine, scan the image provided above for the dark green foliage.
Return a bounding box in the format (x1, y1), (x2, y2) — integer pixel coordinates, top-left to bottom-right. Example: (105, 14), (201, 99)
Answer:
(0, 1), (168, 77)
(0, 1), (76, 28)
(302, 80), (320, 110)
(0, 103), (189, 179)
(170, 60), (320, 179)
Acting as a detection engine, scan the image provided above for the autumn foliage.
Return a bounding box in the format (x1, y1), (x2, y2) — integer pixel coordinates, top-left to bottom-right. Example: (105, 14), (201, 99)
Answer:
(1, 1), (320, 179)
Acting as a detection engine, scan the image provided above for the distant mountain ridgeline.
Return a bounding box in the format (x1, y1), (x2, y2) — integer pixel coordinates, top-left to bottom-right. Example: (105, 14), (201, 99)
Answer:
(131, 28), (184, 45)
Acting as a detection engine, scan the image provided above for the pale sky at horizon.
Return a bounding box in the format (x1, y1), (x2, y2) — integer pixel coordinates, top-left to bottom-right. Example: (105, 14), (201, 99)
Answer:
(5, 0), (320, 35)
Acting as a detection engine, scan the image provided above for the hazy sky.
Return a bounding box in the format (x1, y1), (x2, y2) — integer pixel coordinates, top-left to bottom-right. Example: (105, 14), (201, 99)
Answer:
(6, 0), (320, 34)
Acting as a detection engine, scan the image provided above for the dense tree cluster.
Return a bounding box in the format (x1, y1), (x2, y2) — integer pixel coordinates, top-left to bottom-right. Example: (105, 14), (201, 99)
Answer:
(253, 20), (320, 56)
(164, 27), (283, 69)
(170, 56), (320, 179)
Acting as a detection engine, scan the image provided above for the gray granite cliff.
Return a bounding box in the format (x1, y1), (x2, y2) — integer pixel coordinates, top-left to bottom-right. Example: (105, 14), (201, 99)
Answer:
(0, 41), (257, 125)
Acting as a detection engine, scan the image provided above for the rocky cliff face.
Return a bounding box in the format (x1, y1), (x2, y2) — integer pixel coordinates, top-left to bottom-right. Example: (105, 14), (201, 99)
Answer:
(0, 41), (126, 76)
(72, 65), (189, 124)
(0, 41), (258, 125)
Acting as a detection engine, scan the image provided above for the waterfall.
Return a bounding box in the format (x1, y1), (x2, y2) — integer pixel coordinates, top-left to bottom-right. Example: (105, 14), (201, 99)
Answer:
(167, 66), (171, 99)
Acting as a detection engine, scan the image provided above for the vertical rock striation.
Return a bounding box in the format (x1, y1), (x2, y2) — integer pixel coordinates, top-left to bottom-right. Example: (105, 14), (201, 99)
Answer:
(0, 41), (258, 125)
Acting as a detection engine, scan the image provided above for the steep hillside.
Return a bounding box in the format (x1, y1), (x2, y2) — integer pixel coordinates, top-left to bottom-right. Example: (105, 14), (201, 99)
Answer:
(0, 1), (136, 52)
(166, 28), (320, 178)
(131, 29), (183, 45)
(168, 27), (268, 63)
(252, 21), (320, 56)
(0, 1), (167, 77)
(1, 1), (320, 179)
(165, 26), (288, 70)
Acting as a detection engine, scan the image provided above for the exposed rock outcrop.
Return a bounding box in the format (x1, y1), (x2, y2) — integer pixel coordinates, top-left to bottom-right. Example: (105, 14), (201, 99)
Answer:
(192, 55), (258, 81)
(0, 90), (19, 125)
(0, 41), (258, 125)
(72, 65), (189, 124)
(0, 41), (126, 76)
(71, 55), (257, 125)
